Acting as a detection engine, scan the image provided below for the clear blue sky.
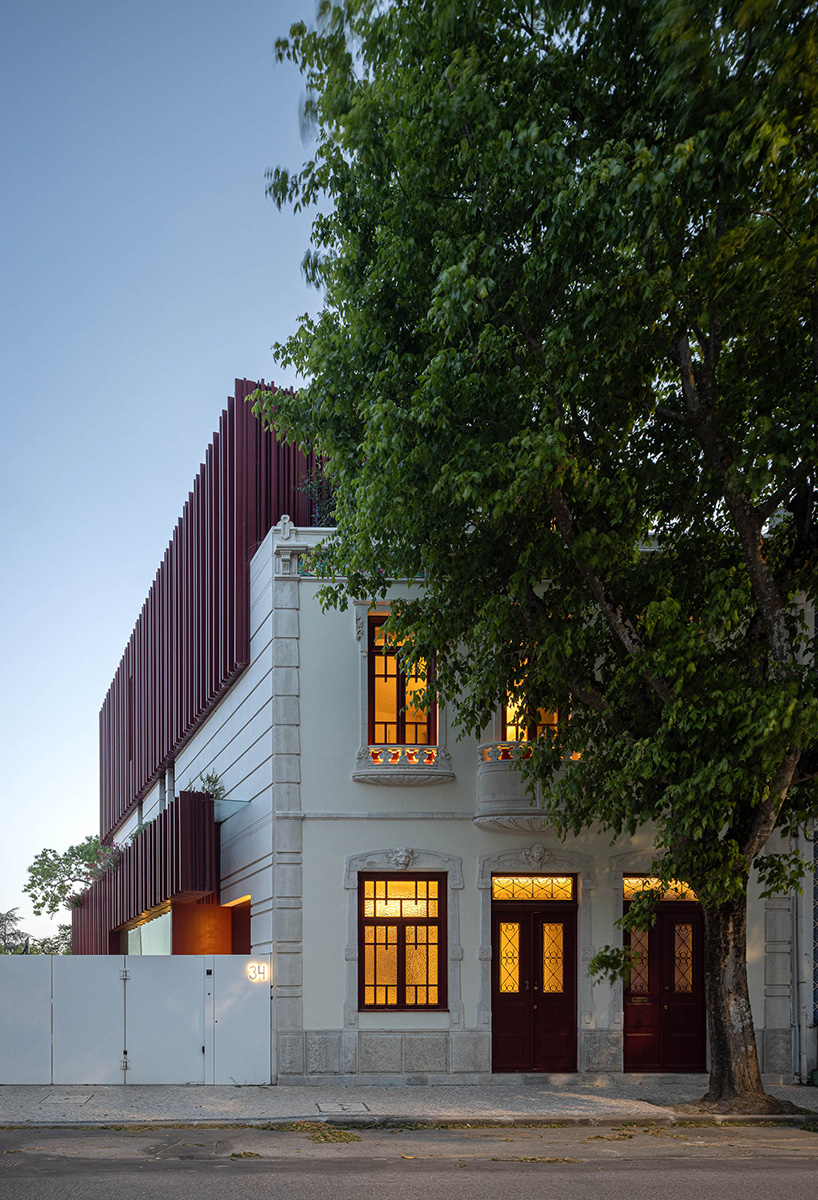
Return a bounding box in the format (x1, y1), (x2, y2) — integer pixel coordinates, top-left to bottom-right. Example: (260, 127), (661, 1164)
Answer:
(0, 1), (322, 937)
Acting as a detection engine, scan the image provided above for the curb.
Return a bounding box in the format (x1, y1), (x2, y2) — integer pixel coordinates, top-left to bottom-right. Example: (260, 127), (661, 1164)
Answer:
(2, 1113), (816, 1131)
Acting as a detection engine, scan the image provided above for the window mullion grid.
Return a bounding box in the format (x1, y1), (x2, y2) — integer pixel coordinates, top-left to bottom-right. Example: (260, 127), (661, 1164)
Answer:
(397, 917), (407, 1005)
(397, 657), (407, 744)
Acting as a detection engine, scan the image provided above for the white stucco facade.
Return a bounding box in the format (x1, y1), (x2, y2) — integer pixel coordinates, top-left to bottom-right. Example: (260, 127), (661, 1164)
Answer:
(109, 517), (817, 1084)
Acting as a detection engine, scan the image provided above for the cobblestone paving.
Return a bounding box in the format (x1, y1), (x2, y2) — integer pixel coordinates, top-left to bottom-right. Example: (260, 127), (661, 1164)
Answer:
(2, 1078), (817, 1126)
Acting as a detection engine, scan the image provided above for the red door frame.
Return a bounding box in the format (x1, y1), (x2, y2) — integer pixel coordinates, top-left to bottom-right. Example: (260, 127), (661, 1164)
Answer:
(623, 900), (706, 1072)
(491, 900), (578, 1072)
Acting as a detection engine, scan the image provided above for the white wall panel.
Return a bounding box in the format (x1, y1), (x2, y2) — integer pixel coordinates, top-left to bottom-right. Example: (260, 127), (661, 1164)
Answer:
(53, 957), (125, 1084)
(210, 955), (272, 1084)
(0, 956), (52, 1083)
(125, 956), (205, 1084)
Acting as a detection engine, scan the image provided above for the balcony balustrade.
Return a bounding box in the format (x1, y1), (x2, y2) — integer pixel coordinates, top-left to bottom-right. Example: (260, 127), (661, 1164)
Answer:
(474, 741), (553, 832)
(352, 744), (456, 786)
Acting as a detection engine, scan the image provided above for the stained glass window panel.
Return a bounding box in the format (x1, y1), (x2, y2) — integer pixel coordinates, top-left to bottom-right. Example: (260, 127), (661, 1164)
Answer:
(492, 875), (574, 901)
(542, 923), (564, 993)
(674, 923), (693, 992)
(499, 923), (520, 993)
(360, 874), (445, 1010)
(363, 878), (438, 918)
(363, 924), (398, 1006)
(623, 876), (697, 901)
(405, 925), (438, 1005)
(629, 929), (648, 993)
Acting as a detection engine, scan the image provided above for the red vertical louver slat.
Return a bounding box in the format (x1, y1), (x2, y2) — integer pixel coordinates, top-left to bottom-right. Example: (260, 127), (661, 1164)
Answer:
(98, 381), (314, 844)
(72, 794), (217, 953)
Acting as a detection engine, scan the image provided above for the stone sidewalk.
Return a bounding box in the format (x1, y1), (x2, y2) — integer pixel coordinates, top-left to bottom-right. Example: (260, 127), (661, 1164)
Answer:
(2, 1077), (818, 1127)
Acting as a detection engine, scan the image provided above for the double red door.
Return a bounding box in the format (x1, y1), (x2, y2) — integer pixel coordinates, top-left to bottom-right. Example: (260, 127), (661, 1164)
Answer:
(491, 905), (577, 1072)
(624, 903), (706, 1072)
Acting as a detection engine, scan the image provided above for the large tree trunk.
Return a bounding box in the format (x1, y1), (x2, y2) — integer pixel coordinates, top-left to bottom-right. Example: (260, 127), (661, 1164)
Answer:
(701, 888), (781, 1111)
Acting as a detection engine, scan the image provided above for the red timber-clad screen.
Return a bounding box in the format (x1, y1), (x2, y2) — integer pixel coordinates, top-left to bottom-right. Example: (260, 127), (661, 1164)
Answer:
(74, 793), (218, 955)
(98, 380), (316, 842)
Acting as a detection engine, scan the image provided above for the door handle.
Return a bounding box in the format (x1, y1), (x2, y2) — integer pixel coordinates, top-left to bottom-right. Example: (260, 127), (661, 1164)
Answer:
(524, 980), (529, 990)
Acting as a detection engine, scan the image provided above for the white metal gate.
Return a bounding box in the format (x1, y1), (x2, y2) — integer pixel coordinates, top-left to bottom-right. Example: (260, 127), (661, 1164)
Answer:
(0, 955), (273, 1084)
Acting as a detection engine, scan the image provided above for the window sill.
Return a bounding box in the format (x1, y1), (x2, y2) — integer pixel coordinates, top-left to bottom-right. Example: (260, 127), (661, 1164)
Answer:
(353, 745), (455, 786)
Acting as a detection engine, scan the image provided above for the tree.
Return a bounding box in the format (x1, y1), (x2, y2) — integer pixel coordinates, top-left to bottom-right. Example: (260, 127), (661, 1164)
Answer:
(24, 836), (101, 917)
(0, 907), (30, 953)
(260, 0), (818, 1109)
(31, 925), (73, 956)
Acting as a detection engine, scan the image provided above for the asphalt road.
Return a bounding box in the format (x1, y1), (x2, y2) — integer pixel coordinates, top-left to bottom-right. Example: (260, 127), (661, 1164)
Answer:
(1, 1122), (817, 1199)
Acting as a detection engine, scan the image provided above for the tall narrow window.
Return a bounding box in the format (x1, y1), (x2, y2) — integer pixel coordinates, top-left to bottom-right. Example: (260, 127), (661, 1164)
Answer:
(359, 874), (447, 1009)
(628, 928), (649, 993)
(498, 922), (520, 993)
(674, 923), (694, 993)
(542, 923), (564, 993)
(368, 615), (436, 745)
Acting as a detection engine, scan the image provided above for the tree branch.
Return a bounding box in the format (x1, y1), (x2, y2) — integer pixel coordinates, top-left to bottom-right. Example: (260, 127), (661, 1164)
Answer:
(550, 490), (676, 707)
(675, 334), (795, 670)
(757, 460), (810, 524)
(738, 745), (802, 866)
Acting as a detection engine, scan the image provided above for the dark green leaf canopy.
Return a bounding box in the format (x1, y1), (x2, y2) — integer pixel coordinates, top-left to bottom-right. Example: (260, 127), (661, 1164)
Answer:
(260, 0), (818, 909)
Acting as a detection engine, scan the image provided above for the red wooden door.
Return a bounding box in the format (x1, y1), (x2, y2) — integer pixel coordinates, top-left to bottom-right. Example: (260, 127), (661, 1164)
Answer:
(623, 901), (706, 1072)
(491, 906), (577, 1072)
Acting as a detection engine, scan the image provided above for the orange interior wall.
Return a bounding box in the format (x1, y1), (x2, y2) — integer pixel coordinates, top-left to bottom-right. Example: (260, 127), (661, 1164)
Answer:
(172, 901), (232, 954)
(231, 900), (252, 954)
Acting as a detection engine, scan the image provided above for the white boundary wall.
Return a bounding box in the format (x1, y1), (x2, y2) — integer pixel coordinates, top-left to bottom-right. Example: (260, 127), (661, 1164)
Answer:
(0, 955), (273, 1085)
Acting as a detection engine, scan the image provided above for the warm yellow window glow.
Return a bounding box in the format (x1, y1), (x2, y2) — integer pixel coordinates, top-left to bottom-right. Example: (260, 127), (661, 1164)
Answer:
(405, 925), (438, 1006)
(360, 875), (444, 1009)
(499, 923), (520, 993)
(363, 878), (438, 918)
(542, 923), (564, 993)
(623, 876), (697, 901)
(364, 924), (398, 1006)
(373, 651), (399, 743)
(492, 875), (574, 901)
(370, 618), (432, 745)
(504, 699), (559, 742)
(404, 667), (431, 745)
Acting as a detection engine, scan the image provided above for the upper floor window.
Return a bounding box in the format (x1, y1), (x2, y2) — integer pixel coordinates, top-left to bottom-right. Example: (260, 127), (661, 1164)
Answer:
(502, 698), (559, 742)
(368, 615), (436, 746)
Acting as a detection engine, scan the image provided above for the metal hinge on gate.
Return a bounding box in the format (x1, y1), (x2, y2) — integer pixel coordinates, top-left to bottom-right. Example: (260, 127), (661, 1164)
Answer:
(120, 1058), (130, 1071)
(120, 968), (130, 980)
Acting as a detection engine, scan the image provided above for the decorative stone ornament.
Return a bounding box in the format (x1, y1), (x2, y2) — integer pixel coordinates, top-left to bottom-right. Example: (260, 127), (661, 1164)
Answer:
(353, 744), (456, 786)
(520, 844), (553, 869)
(384, 846), (416, 869)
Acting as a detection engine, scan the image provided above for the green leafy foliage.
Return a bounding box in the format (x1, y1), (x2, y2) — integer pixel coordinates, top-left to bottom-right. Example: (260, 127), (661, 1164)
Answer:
(31, 924), (73, 955)
(24, 836), (101, 917)
(184, 770), (227, 801)
(260, 0), (818, 1098)
(0, 907), (30, 952)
